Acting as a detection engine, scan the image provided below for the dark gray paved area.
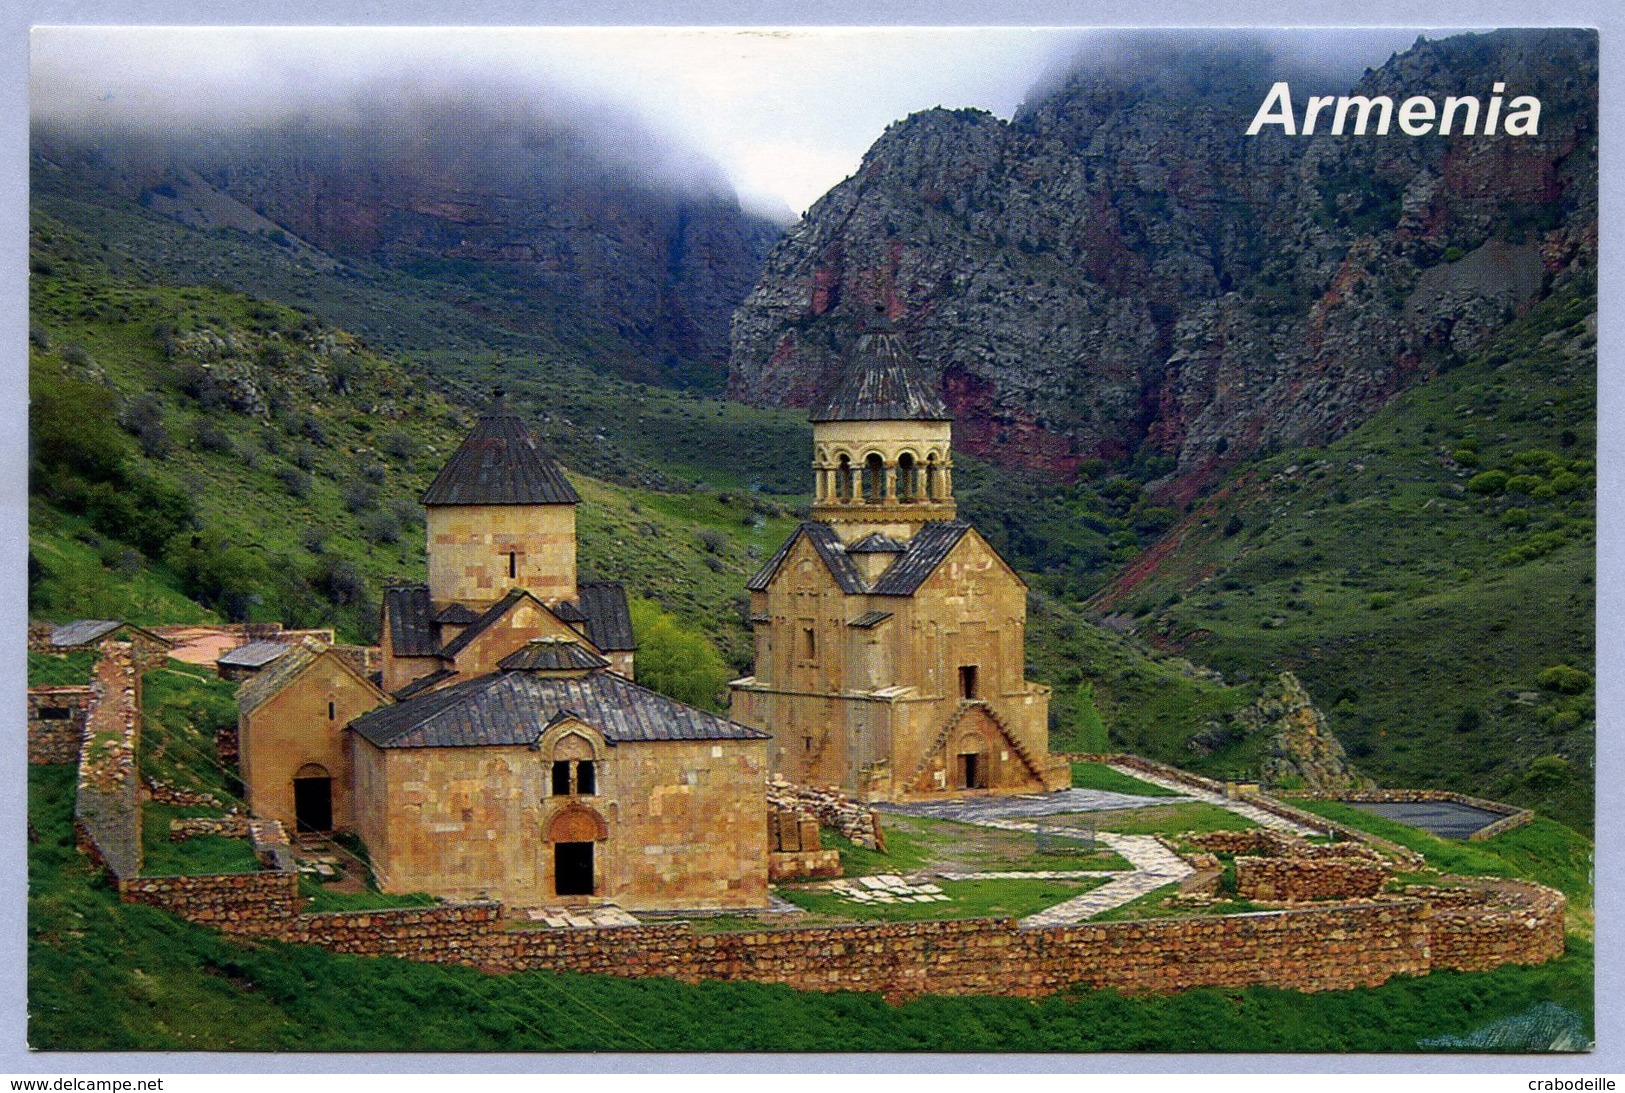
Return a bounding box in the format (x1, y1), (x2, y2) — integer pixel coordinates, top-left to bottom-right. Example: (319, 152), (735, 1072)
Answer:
(1344, 799), (1508, 839)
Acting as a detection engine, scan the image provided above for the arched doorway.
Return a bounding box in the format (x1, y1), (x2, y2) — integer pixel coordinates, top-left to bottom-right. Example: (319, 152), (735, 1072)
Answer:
(293, 763), (333, 832)
(547, 806), (607, 898)
(951, 732), (990, 791)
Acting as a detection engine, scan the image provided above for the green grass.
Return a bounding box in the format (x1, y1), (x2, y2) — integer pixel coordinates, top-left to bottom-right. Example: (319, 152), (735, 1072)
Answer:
(1070, 761), (1183, 797)
(826, 826), (933, 878)
(27, 649), (97, 688)
(777, 876), (1106, 922)
(140, 662), (243, 806)
(297, 877), (439, 913)
(140, 803), (259, 877)
(1088, 802), (1258, 835)
(28, 764), (1594, 1051)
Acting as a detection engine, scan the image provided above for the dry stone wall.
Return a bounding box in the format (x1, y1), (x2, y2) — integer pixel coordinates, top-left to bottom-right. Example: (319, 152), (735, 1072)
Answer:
(73, 643), (143, 880)
(120, 872), (303, 925)
(1236, 857), (1390, 902)
(120, 871), (1565, 1001)
(1414, 880), (1567, 972)
(169, 815), (251, 841)
(28, 686), (92, 764)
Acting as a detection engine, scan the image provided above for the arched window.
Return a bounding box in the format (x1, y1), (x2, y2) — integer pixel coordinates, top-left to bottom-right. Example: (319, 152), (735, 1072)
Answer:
(926, 453), (941, 501)
(835, 454), (854, 502)
(862, 453), (885, 504)
(897, 452), (918, 502)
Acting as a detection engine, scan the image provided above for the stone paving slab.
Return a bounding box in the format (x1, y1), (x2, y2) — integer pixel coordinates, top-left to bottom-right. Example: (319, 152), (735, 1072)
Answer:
(1018, 833), (1193, 926)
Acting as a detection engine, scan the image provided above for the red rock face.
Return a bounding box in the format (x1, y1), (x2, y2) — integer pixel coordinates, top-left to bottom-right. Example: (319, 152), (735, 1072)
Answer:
(942, 367), (1086, 479)
(729, 31), (1596, 504)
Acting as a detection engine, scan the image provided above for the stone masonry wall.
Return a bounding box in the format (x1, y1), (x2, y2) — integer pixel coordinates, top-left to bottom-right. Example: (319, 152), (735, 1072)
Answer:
(123, 874), (1565, 1001)
(120, 872), (304, 926)
(73, 643), (143, 880)
(1420, 880), (1568, 973)
(28, 686), (93, 765)
(1235, 857), (1390, 902)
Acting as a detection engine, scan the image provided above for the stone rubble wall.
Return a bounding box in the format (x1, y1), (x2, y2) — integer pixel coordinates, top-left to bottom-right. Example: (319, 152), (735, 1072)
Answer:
(146, 778), (225, 809)
(1235, 856), (1390, 902)
(1421, 879), (1567, 972)
(119, 871), (303, 925)
(215, 725), (240, 766)
(1283, 788), (1534, 841)
(73, 643), (143, 880)
(767, 777), (885, 850)
(28, 686), (93, 765)
(169, 814), (251, 841)
(27, 621), (56, 653)
(120, 868), (1566, 1001)
(1185, 830), (1383, 862)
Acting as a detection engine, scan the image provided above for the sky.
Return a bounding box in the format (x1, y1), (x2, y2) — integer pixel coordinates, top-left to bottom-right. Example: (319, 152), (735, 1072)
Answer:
(29, 26), (1430, 217)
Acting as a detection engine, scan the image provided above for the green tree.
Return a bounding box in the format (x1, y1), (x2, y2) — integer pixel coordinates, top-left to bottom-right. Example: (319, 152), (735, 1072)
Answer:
(627, 597), (731, 711)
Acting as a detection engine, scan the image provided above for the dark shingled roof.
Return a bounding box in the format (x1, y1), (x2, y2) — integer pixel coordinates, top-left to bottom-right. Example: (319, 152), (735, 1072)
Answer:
(550, 599), (588, 624)
(746, 523), (867, 595)
(437, 589), (529, 660)
(350, 667), (768, 749)
(870, 521), (973, 596)
(238, 645), (320, 716)
(433, 603), (482, 625)
(217, 640), (294, 669)
(385, 586), (439, 657)
(848, 611), (893, 629)
(809, 332), (949, 423)
(578, 582), (636, 652)
(498, 639), (610, 673)
(848, 532), (907, 554)
(421, 404), (581, 506)
(392, 667), (457, 701)
(50, 620), (124, 647)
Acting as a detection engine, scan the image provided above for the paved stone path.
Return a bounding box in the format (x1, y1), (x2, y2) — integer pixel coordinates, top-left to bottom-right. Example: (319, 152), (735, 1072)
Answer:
(934, 869), (1121, 881)
(1101, 762), (1325, 835)
(1017, 833), (1194, 927)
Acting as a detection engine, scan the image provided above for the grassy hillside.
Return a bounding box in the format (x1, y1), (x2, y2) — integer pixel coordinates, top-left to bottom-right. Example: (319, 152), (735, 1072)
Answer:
(1092, 280), (1596, 832)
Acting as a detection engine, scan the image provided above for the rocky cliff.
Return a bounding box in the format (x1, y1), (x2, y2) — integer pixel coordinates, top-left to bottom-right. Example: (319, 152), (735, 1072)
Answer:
(729, 30), (1596, 500)
(33, 99), (784, 391)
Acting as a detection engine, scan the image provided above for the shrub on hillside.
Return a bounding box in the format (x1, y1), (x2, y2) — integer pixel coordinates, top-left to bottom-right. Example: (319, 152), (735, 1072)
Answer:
(1536, 665), (1592, 694)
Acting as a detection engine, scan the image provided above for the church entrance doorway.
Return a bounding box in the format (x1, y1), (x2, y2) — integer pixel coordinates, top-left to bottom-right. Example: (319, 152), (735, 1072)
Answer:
(293, 766), (333, 832)
(554, 842), (594, 896)
(957, 752), (987, 790)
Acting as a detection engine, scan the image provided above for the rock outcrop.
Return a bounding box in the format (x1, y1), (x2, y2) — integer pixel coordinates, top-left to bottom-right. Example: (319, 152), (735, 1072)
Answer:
(1238, 672), (1372, 792)
(729, 30), (1596, 501)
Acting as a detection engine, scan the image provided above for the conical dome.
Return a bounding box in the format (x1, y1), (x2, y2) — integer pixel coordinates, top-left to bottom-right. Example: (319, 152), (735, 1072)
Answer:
(809, 331), (949, 423)
(421, 401), (580, 506)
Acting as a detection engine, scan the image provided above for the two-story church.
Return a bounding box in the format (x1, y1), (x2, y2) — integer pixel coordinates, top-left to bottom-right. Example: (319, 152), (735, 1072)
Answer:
(237, 401), (771, 911)
(729, 325), (1069, 801)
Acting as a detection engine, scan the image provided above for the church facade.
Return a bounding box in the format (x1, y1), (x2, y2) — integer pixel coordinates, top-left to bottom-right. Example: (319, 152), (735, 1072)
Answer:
(729, 329), (1068, 801)
(237, 402), (771, 911)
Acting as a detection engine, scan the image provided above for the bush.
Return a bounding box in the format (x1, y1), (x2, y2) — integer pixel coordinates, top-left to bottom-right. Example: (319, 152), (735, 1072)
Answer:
(627, 598), (731, 711)
(1468, 470), (1509, 495)
(275, 465), (311, 499)
(343, 483), (380, 514)
(1536, 665), (1592, 694)
(361, 510), (401, 545)
(194, 420), (234, 455)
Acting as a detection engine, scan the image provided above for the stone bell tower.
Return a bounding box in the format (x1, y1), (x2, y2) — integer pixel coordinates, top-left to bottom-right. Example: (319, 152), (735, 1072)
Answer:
(808, 320), (955, 548)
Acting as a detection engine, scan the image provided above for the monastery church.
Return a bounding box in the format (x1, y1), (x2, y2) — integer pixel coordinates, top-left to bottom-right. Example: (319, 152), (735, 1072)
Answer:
(239, 327), (1064, 912)
(731, 323), (1068, 801)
